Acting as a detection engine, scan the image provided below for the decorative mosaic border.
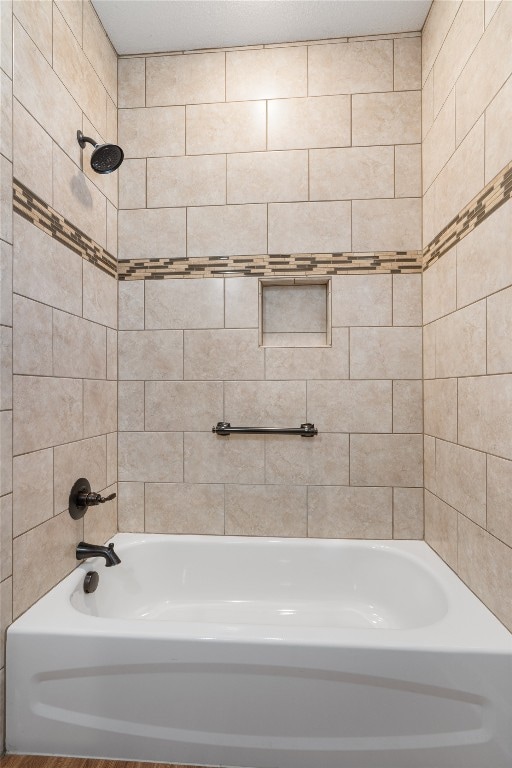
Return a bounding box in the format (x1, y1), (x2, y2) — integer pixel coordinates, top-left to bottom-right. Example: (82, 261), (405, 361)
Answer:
(423, 161), (512, 271)
(13, 179), (117, 278)
(13, 158), (512, 282)
(117, 251), (423, 280)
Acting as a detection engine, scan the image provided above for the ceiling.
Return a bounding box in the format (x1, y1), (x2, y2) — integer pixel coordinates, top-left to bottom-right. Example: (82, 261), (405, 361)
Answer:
(92, 0), (432, 56)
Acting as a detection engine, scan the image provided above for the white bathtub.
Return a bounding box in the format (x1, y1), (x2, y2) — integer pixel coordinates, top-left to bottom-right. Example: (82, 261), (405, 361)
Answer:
(6, 534), (512, 767)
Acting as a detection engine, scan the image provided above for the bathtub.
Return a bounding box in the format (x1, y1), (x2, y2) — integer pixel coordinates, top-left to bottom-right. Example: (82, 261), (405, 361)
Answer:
(6, 534), (512, 768)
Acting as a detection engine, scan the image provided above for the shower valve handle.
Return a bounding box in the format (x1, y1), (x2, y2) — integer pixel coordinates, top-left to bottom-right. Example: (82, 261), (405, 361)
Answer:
(69, 478), (116, 520)
(79, 491), (117, 506)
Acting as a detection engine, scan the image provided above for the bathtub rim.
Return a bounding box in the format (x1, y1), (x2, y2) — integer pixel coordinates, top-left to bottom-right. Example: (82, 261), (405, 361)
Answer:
(7, 533), (512, 653)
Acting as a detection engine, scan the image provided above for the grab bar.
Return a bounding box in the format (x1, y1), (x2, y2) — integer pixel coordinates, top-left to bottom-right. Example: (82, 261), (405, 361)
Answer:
(212, 422), (318, 437)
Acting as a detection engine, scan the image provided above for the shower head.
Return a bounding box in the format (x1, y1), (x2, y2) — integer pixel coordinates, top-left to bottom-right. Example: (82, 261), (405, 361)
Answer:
(77, 130), (124, 174)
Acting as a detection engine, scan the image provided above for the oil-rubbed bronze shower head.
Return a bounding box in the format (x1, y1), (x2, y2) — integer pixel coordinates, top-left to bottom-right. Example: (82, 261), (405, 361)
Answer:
(77, 130), (124, 174)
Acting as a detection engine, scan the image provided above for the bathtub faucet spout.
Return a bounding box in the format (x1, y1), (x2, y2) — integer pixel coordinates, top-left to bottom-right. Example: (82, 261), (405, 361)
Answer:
(76, 541), (121, 567)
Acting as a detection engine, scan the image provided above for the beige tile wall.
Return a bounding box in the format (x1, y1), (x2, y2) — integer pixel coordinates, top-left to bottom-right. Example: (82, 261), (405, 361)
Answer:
(117, 32), (422, 259)
(119, 274), (424, 541)
(1, 0), (118, 740)
(0, 0), (13, 750)
(422, 0), (512, 631)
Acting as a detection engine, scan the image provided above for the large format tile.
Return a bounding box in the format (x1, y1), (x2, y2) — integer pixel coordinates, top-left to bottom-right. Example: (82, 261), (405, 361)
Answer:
(83, 379), (117, 438)
(485, 74), (512, 183)
(227, 151), (308, 204)
(424, 378), (458, 442)
(13, 511), (81, 618)
(184, 432), (265, 484)
(53, 5), (106, 137)
(309, 146), (394, 201)
(456, 201), (512, 309)
(308, 486), (392, 539)
(118, 208), (186, 261)
(145, 381), (224, 432)
(118, 330), (184, 380)
(267, 95), (351, 150)
(83, 260), (117, 329)
(0, 412), (12, 496)
(350, 434), (423, 487)
(145, 483), (225, 535)
(186, 101), (266, 155)
(13, 19), (82, 162)
(118, 57), (145, 108)
(268, 201), (351, 254)
(308, 39), (393, 95)
(265, 433), (349, 486)
(12, 295), (53, 376)
(352, 91), (421, 146)
(458, 374), (512, 459)
(184, 329), (264, 380)
(393, 487), (424, 539)
(145, 273), (224, 329)
(13, 0), (52, 64)
(422, 89), (456, 193)
(487, 455), (512, 548)
(119, 432), (184, 482)
(434, 301), (487, 378)
(118, 106), (185, 158)
(435, 439), (486, 526)
(118, 280), (145, 330)
(224, 380), (306, 428)
(395, 144), (422, 198)
(0, 494), (13, 580)
(394, 36), (421, 90)
(118, 482), (144, 532)
(458, 515), (512, 632)
(53, 310), (107, 379)
(422, 0), (462, 84)
(307, 380), (392, 433)
(487, 286), (512, 374)
(82, 0), (117, 104)
(226, 46), (307, 100)
(424, 490), (458, 571)
(146, 51), (225, 106)
(225, 277), (259, 329)
(350, 327), (422, 379)
(332, 275), (392, 327)
(187, 204), (267, 258)
(225, 484), (307, 537)
(13, 99), (52, 203)
(393, 274), (422, 326)
(392, 380), (423, 434)
(0, 326), (12, 410)
(13, 448), (53, 536)
(147, 154), (226, 208)
(432, 0), (484, 118)
(13, 376), (83, 455)
(455, 0), (512, 144)
(352, 198), (421, 251)
(118, 381), (144, 432)
(423, 247), (456, 324)
(265, 327), (349, 380)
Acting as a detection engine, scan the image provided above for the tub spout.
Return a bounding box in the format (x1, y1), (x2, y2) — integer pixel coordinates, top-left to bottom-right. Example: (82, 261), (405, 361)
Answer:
(76, 541), (121, 567)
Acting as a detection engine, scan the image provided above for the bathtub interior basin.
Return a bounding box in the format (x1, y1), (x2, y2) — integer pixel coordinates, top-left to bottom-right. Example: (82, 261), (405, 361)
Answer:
(71, 536), (449, 629)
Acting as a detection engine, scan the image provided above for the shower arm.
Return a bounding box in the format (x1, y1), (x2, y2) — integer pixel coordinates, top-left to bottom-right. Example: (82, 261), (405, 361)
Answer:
(77, 130), (98, 149)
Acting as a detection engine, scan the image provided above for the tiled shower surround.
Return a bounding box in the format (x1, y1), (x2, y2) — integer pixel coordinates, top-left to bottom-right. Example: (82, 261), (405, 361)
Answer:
(1, 0), (512, 753)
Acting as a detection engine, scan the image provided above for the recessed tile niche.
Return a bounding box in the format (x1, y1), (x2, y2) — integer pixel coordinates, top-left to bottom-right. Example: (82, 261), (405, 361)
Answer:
(259, 278), (332, 347)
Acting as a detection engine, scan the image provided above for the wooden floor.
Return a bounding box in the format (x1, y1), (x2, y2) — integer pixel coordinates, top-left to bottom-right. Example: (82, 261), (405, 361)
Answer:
(0, 758), (198, 768)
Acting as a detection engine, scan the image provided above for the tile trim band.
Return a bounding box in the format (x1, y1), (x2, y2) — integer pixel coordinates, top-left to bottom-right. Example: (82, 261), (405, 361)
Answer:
(13, 159), (511, 280)
(13, 179), (117, 278)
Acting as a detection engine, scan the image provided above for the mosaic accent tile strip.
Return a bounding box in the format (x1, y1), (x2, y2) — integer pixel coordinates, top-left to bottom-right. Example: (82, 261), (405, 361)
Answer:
(423, 161), (512, 271)
(118, 251), (423, 280)
(13, 179), (117, 278)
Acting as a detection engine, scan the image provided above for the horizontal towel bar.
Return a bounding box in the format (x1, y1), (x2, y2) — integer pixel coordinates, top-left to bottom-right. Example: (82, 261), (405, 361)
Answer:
(212, 422), (318, 437)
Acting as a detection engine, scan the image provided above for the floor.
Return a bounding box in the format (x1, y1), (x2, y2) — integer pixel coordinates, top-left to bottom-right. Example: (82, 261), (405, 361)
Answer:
(0, 758), (196, 768)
